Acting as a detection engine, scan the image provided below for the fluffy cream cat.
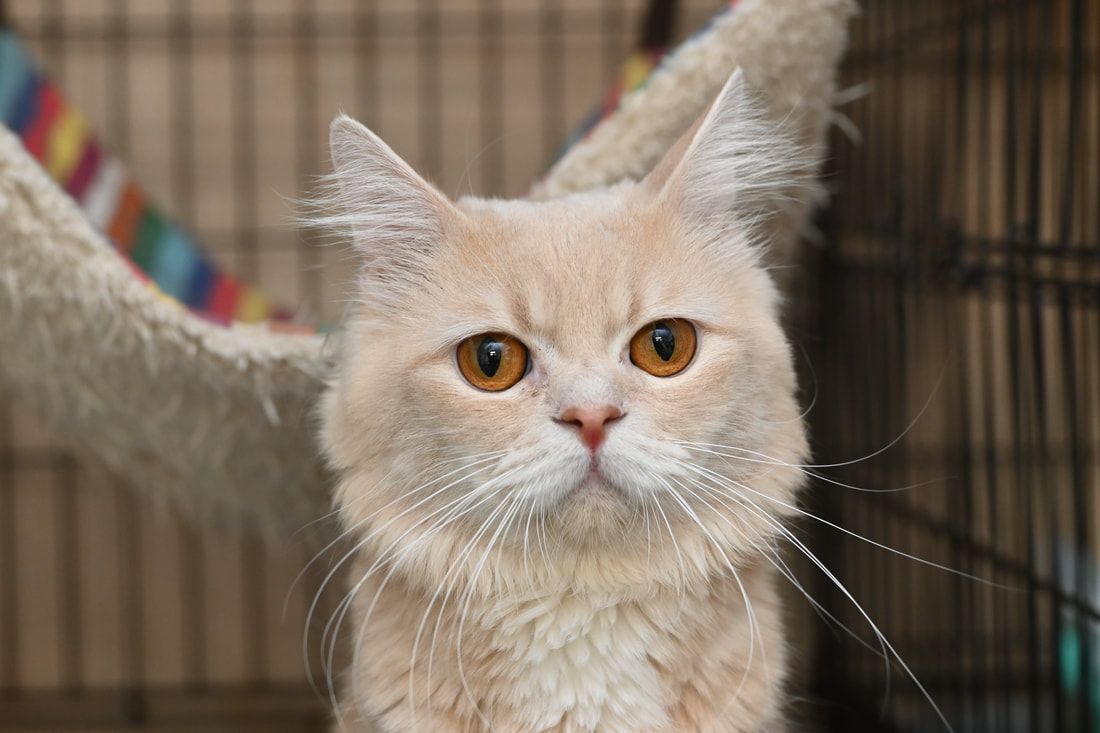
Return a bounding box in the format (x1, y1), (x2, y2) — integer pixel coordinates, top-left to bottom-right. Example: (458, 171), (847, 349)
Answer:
(318, 69), (811, 732)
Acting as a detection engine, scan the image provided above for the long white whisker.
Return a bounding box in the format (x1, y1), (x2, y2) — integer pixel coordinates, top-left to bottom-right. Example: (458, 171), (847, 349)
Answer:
(304, 456), (508, 687)
(676, 442), (937, 494)
(679, 462), (952, 732)
(521, 488), (537, 590)
(679, 472), (887, 661)
(304, 454), (506, 701)
(290, 452), (505, 622)
(677, 459), (1005, 588)
(331, 465), (520, 726)
(412, 488), (514, 731)
(660, 475), (765, 703)
(673, 368), (943, 471)
(338, 481), (509, 725)
(447, 489), (526, 732)
(651, 492), (688, 592)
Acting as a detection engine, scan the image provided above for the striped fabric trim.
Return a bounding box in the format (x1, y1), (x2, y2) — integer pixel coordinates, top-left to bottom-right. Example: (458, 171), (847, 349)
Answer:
(550, 0), (740, 166)
(0, 28), (303, 330)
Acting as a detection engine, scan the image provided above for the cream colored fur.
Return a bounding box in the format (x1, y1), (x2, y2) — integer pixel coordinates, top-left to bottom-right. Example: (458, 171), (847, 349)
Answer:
(321, 71), (810, 733)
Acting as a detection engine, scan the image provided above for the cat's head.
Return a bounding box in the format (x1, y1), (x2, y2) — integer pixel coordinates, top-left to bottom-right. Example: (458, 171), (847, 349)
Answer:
(318, 70), (811, 597)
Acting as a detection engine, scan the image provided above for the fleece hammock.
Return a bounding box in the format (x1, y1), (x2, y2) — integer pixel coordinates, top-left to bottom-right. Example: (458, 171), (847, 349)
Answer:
(0, 0), (855, 537)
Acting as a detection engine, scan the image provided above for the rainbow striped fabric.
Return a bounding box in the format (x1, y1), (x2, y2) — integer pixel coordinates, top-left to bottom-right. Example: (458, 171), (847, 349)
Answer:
(551, 0), (740, 165)
(0, 28), (298, 329)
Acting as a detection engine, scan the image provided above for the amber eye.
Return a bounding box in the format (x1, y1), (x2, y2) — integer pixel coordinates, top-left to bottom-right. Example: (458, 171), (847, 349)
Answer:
(457, 333), (529, 391)
(629, 319), (697, 377)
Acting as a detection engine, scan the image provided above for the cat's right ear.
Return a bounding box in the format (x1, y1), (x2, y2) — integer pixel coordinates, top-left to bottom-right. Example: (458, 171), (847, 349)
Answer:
(313, 115), (460, 303)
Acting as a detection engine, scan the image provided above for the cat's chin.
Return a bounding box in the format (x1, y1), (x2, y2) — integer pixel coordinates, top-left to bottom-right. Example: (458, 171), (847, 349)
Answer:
(553, 472), (632, 536)
(562, 470), (623, 502)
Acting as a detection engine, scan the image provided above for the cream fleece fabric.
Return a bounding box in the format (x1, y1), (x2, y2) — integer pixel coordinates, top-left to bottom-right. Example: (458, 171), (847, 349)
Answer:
(0, 0), (854, 536)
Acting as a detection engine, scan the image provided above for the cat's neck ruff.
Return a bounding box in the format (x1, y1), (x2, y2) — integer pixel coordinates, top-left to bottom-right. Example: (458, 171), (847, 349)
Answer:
(344, 554), (788, 732)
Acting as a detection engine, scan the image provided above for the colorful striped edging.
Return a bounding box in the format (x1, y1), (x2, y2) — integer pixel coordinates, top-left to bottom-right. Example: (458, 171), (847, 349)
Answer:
(549, 0), (740, 167)
(0, 28), (306, 331)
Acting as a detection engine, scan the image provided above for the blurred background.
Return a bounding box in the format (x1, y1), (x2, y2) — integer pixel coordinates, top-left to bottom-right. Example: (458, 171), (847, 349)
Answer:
(0, 1), (1098, 732)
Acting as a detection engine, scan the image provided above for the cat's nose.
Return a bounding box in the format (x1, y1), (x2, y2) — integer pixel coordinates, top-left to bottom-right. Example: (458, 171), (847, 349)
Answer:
(557, 405), (624, 452)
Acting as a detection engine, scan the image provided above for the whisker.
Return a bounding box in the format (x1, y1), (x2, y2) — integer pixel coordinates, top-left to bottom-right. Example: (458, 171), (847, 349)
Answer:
(289, 452), (505, 623)
(304, 454), (506, 702)
(676, 459), (1006, 588)
(674, 369), (944, 472)
(322, 463), (518, 723)
(337, 487), (501, 724)
(356, 475), (515, 728)
(651, 491), (688, 593)
(677, 461), (953, 732)
(660, 475), (765, 702)
(411, 490), (514, 730)
(446, 488), (526, 732)
(304, 454), (508, 674)
(678, 473), (887, 661)
(676, 442), (938, 493)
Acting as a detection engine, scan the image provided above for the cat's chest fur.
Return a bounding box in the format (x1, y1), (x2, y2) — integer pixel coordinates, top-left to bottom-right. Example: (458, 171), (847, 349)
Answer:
(349, 565), (785, 733)
(486, 593), (676, 731)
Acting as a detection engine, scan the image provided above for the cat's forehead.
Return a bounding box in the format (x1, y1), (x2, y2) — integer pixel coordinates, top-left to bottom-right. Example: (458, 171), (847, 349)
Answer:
(437, 192), (736, 347)
(458, 191), (646, 260)
(440, 195), (641, 342)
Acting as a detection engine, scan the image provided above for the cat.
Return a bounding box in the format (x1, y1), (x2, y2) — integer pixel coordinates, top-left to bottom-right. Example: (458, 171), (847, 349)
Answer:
(316, 69), (812, 733)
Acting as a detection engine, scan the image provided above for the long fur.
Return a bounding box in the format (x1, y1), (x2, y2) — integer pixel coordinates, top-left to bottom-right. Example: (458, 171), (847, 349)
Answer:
(317, 70), (811, 732)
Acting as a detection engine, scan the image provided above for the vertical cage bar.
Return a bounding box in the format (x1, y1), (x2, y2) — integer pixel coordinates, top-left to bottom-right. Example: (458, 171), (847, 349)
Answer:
(477, 0), (503, 196)
(538, 0), (564, 163)
(171, 0), (208, 694)
(104, 1), (147, 718)
(295, 0), (321, 314)
(417, 0), (442, 179)
(234, 0), (270, 688)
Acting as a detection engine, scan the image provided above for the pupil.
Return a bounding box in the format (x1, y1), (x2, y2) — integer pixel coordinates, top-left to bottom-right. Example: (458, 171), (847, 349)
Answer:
(477, 338), (504, 377)
(651, 323), (675, 361)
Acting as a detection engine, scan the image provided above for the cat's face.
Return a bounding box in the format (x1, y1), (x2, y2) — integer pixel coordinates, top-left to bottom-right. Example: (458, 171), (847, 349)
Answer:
(320, 71), (810, 593)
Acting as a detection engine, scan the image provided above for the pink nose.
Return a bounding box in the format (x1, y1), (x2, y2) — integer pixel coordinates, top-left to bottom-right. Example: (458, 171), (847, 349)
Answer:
(558, 405), (624, 451)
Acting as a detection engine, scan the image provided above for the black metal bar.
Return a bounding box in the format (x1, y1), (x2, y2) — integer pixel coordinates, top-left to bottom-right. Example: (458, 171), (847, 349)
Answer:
(477, 0), (504, 196)
(295, 0), (321, 313)
(171, 0), (209, 695)
(1058, 2), (1090, 730)
(811, 0), (1100, 730)
(538, 0), (564, 163)
(0, 411), (16, 696)
(1021, 2), (1064, 731)
(638, 0), (678, 51)
(104, 0), (146, 716)
(417, 0), (441, 178)
(353, 2), (379, 129)
(236, 0), (270, 689)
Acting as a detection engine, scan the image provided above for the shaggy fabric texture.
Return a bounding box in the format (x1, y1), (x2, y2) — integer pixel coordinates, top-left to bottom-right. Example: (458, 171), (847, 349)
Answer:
(0, 27), (297, 328)
(0, 0), (854, 536)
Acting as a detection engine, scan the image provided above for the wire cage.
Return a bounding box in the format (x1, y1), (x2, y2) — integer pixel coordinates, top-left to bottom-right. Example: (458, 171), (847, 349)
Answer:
(809, 0), (1100, 731)
(1, 0), (1098, 732)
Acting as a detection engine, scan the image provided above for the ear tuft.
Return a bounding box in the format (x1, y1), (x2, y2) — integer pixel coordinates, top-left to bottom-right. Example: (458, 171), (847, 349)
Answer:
(302, 115), (458, 305)
(644, 69), (815, 251)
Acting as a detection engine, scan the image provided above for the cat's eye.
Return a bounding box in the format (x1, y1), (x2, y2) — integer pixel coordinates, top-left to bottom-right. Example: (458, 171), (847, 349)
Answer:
(457, 333), (529, 391)
(629, 319), (697, 377)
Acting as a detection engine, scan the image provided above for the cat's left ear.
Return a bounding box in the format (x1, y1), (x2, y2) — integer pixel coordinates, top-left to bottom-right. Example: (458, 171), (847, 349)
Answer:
(642, 68), (809, 243)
